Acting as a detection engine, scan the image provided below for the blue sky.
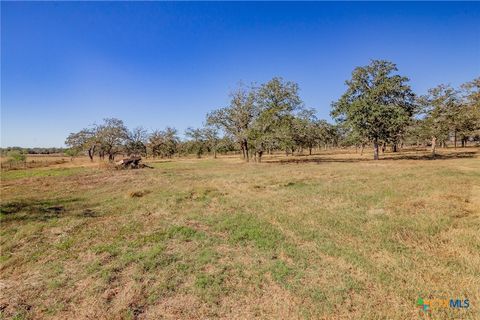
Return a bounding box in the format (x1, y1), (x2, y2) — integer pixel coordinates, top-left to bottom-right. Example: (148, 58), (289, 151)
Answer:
(2, 2), (479, 147)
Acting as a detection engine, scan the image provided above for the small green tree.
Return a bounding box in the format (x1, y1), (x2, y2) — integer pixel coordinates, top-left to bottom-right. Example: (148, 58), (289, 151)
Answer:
(251, 77), (304, 161)
(64, 148), (80, 160)
(8, 150), (26, 162)
(126, 126), (148, 156)
(459, 78), (480, 146)
(95, 118), (129, 161)
(202, 126), (220, 158)
(291, 109), (319, 155)
(65, 128), (97, 161)
(147, 127), (179, 158)
(185, 127), (207, 158)
(207, 84), (257, 161)
(419, 84), (461, 156)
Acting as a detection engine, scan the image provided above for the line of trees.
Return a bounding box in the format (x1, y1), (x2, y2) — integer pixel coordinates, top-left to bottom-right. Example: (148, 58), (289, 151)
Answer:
(0, 147), (67, 155)
(206, 78), (341, 162)
(65, 60), (480, 161)
(65, 118), (237, 161)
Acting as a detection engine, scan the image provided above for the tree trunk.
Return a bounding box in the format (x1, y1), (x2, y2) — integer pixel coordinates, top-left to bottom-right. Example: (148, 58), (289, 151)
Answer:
(243, 140), (249, 162)
(381, 143), (386, 154)
(213, 149), (217, 159)
(392, 144), (397, 152)
(88, 148), (94, 161)
(431, 136), (437, 158)
(258, 150), (263, 162)
(360, 143), (365, 156)
(454, 131), (457, 149)
(309, 147), (312, 155)
(373, 141), (379, 160)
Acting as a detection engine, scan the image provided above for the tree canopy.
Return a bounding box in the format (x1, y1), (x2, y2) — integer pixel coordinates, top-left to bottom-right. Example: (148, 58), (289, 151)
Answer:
(331, 60), (416, 159)
(63, 67), (479, 161)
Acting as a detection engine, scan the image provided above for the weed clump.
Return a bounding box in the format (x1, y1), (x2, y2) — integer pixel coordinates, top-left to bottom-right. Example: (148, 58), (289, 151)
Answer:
(128, 190), (151, 198)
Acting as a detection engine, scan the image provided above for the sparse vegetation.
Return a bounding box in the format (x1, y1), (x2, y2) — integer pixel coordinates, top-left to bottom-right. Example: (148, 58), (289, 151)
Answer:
(1, 148), (479, 319)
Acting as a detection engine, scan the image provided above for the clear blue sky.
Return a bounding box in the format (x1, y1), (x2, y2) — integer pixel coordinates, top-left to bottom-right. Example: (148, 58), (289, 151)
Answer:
(1, 2), (479, 147)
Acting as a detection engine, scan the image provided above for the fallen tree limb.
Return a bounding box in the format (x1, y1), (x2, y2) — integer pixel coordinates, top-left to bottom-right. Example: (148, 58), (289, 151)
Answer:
(115, 156), (152, 169)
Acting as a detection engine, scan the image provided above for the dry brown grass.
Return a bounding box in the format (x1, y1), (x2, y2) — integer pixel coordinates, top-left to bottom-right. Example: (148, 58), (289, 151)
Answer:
(0, 147), (479, 319)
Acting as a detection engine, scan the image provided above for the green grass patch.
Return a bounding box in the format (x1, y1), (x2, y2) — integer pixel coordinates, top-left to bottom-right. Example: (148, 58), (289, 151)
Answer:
(0, 167), (87, 180)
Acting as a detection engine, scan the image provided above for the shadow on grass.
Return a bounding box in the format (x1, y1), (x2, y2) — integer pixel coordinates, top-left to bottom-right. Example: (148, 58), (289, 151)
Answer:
(0, 197), (99, 223)
(382, 151), (477, 161)
(264, 151), (477, 164)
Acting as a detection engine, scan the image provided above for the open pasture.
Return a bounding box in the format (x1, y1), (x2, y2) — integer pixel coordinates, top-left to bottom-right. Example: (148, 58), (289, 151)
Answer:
(1, 149), (479, 319)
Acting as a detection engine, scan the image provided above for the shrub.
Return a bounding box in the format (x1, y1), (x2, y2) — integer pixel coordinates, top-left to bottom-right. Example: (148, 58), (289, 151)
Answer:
(7, 151), (26, 162)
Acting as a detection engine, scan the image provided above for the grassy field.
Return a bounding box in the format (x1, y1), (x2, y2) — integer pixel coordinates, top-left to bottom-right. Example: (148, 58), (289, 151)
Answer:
(1, 149), (479, 319)
(0, 154), (74, 171)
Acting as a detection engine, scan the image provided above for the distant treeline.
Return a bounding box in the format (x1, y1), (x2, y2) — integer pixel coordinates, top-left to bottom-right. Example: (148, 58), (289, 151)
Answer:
(61, 60), (479, 161)
(0, 147), (67, 156)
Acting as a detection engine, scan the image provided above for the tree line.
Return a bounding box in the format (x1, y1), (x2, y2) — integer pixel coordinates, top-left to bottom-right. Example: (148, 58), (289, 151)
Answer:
(0, 147), (67, 156)
(66, 60), (480, 161)
(65, 119), (238, 161)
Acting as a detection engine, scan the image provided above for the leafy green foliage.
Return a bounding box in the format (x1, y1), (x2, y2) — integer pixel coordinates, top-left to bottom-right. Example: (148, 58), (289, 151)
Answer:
(147, 127), (179, 158)
(331, 60), (416, 159)
(7, 150), (26, 162)
(62, 70), (478, 161)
